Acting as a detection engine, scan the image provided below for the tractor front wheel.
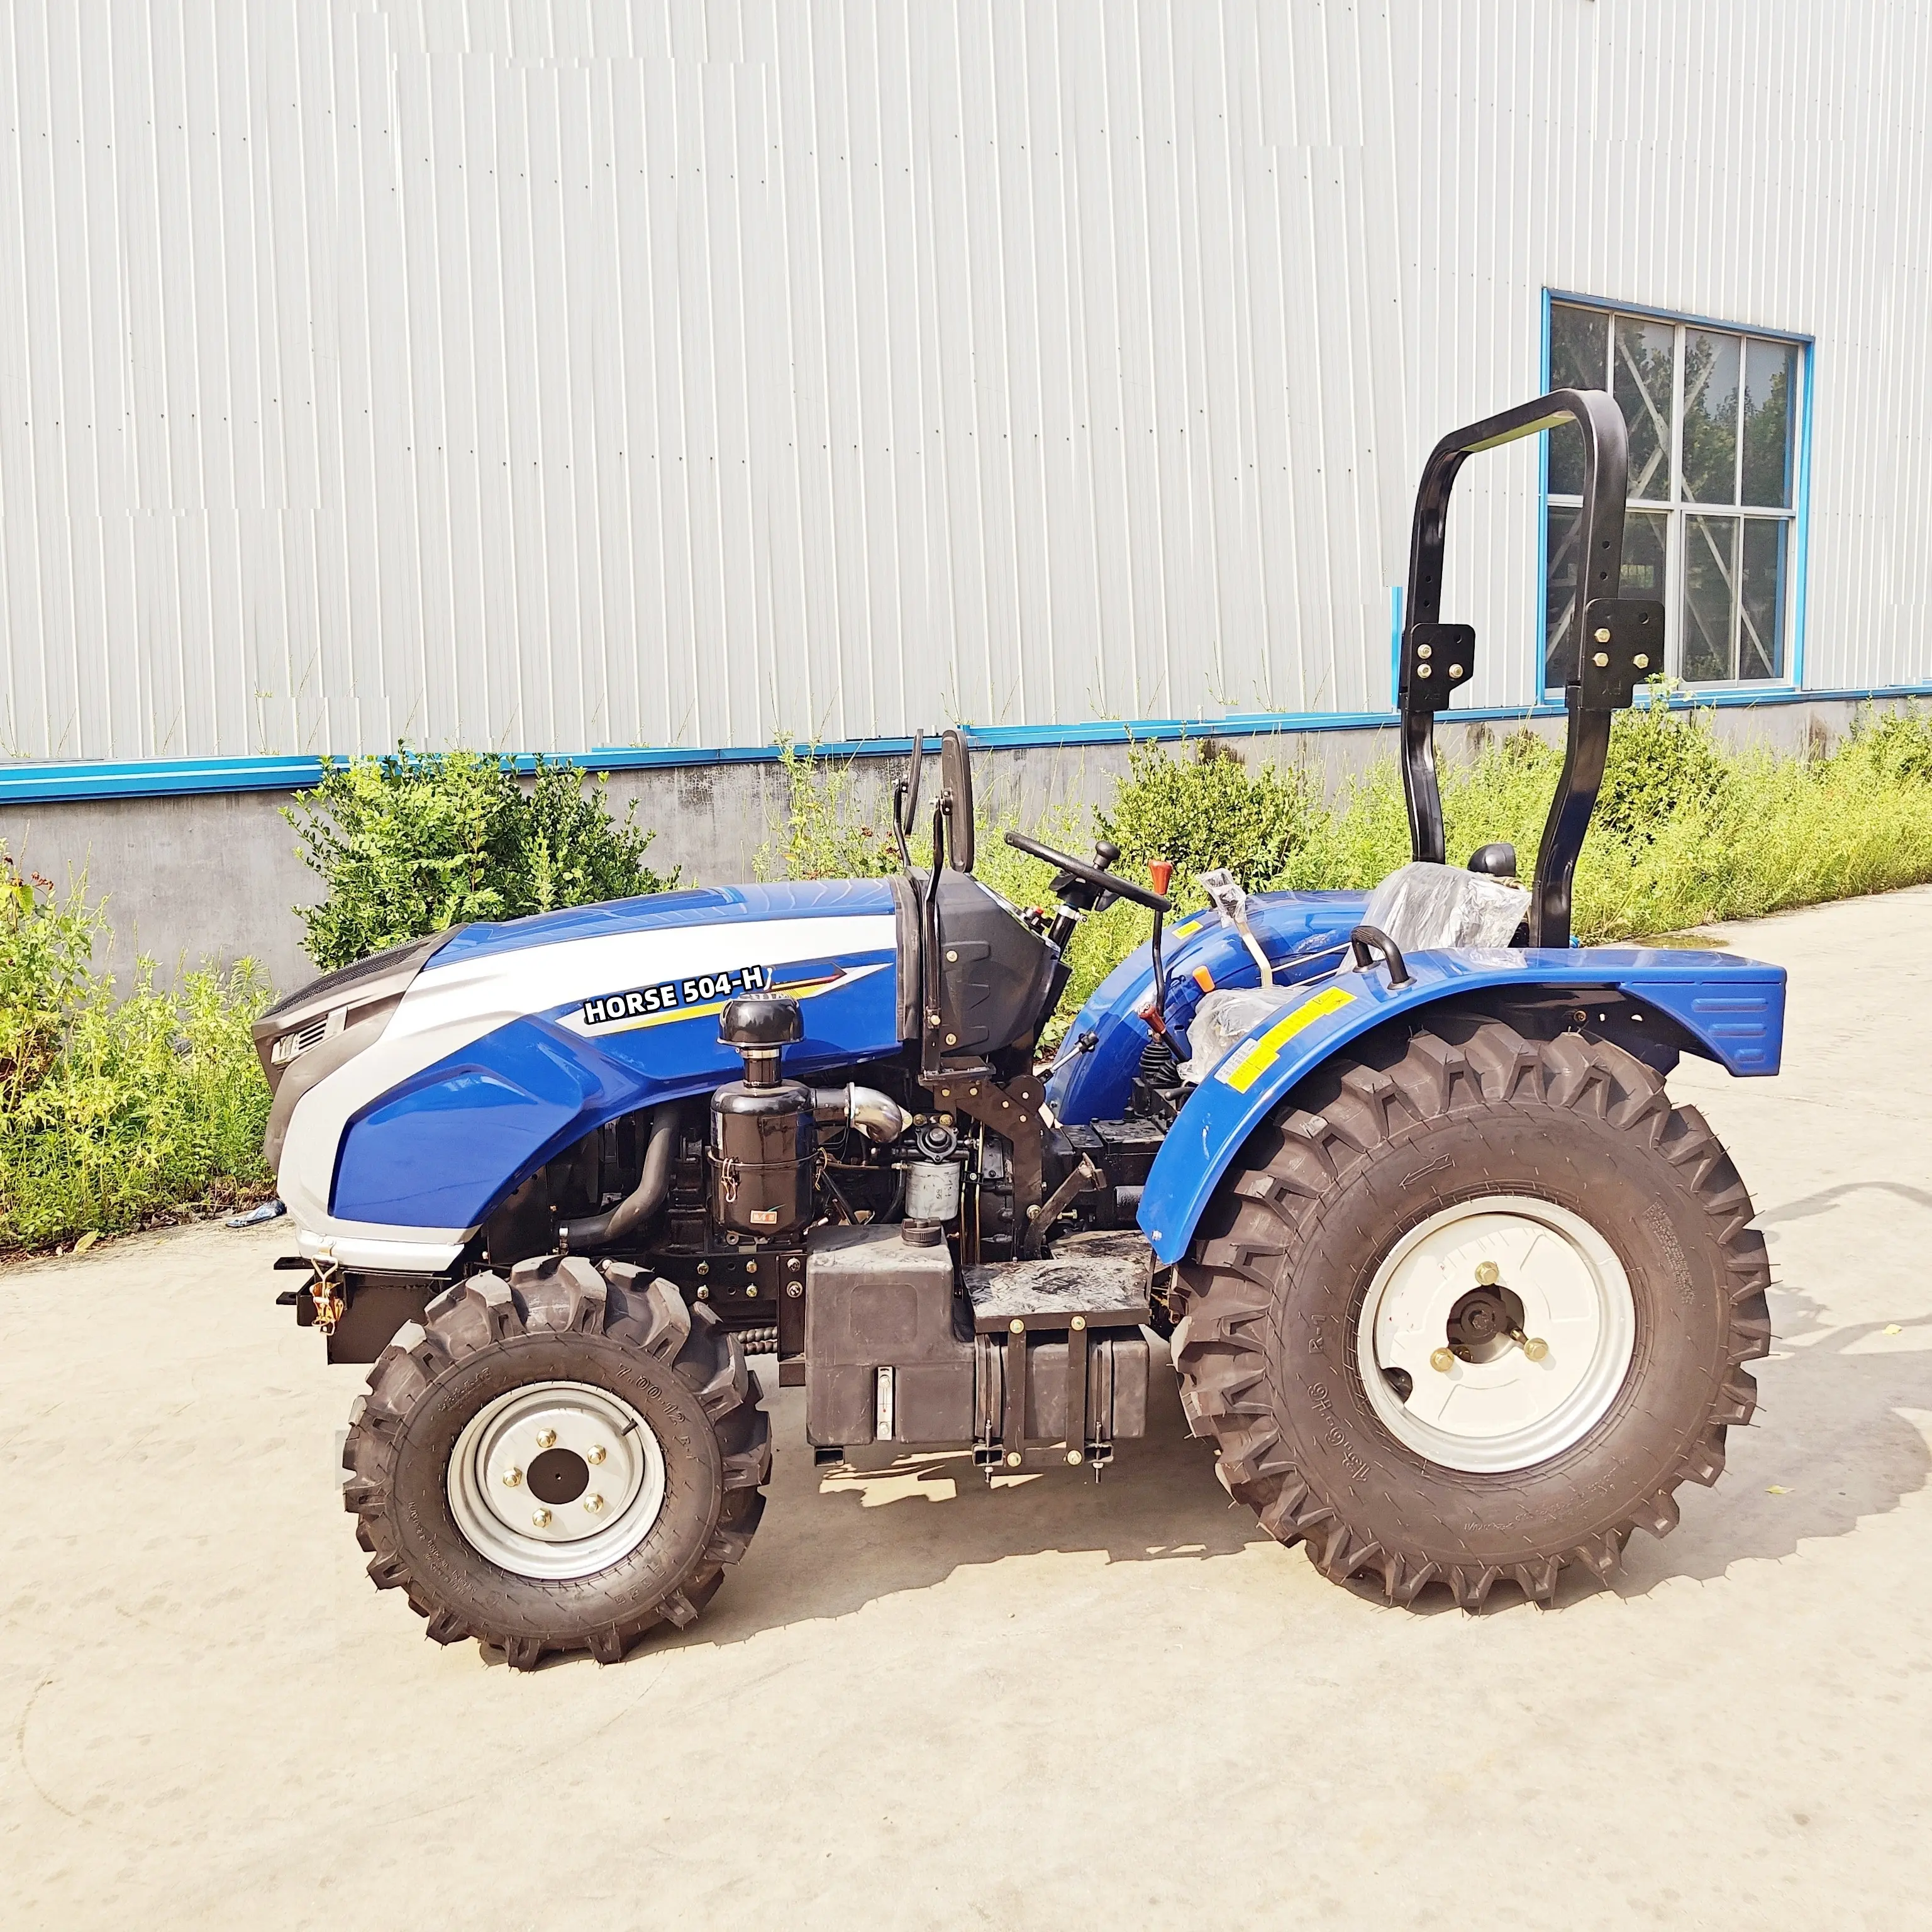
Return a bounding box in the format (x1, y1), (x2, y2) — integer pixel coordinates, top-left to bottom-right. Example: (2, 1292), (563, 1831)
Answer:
(1172, 1014), (1770, 1607)
(342, 1256), (769, 1667)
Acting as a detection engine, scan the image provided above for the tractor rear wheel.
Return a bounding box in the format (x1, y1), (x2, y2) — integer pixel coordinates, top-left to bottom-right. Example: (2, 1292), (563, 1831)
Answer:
(1172, 1014), (1770, 1607)
(342, 1255), (769, 1667)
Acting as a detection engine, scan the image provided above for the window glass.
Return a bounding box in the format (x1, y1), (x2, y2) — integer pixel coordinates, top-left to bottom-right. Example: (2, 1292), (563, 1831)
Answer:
(1547, 304), (1607, 497)
(1742, 338), (1798, 508)
(1621, 509), (1668, 600)
(1681, 331), (1741, 504)
(1613, 316), (1676, 501)
(1682, 514), (1740, 681)
(1739, 519), (1787, 678)
(1544, 504), (1582, 690)
(1543, 301), (1801, 691)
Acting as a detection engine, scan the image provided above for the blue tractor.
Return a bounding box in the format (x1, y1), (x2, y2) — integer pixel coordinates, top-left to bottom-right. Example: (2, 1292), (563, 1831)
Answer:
(260, 393), (1779, 1666)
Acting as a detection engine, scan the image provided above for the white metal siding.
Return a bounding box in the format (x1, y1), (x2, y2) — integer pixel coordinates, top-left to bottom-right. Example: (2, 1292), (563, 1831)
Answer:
(2, 0), (1929, 765)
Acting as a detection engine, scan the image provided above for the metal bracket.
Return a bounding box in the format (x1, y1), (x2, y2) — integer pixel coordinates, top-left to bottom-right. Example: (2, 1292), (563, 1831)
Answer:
(1064, 1316), (1089, 1464)
(1002, 1321), (1027, 1468)
(1398, 621), (1475, 713)
(1019, 1152), (1100, 1260)
(928, 1069), (1046, 1228)
(1577, 597), (1665, 711)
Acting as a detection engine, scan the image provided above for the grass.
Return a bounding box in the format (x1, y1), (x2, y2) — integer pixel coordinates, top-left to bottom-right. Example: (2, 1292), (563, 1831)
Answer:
(0, 853), (274, 1255)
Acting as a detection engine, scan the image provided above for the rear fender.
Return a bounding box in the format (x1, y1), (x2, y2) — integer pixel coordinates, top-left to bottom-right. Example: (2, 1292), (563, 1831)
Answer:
(1137, 945), (1785, 1265)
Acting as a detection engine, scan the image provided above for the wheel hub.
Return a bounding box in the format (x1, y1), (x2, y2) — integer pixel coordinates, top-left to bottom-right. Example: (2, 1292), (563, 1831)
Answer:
(527, 1446), (591, 1506)
(1359, 1196), (1636, 1474)
(447, 1380), (667, 1580)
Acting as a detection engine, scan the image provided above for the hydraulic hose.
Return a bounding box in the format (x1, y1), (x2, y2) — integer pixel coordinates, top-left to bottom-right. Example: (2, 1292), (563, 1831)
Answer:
(557, 1101), (689, 1252)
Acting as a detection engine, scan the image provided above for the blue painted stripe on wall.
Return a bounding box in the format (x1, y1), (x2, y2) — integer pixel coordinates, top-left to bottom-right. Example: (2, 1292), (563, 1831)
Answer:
(5, 684), (1931, 806)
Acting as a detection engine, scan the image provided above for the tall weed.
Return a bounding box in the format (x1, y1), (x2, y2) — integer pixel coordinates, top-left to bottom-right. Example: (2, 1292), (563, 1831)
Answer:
(0, 852), (274, 1252)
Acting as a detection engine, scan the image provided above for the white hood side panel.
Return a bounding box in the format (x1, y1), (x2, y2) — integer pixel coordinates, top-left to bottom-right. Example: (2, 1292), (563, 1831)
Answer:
(278, 913), (897, 1262)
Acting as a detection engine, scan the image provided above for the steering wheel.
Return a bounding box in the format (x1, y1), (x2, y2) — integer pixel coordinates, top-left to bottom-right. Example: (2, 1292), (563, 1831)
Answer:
(1003, 831), (1172, 913)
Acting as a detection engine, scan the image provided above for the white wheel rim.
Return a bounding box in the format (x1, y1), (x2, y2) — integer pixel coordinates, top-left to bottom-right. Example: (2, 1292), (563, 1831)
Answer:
(447, 1380), (667, 1580)
(1357, 1196), (1636, 1474)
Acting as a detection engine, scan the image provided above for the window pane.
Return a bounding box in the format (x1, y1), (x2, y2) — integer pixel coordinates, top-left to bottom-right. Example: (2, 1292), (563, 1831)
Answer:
(1682, 514), (1740, 681)
(1738, 519), (1787, 679)
(1614, 316), (1676, 501)
(1548, 304), (1608, 497)
(1742, 339), (1798, 508)
(1544, 503), (1582, 689)
(1681, 331), (1741, 504)
(1621, 508), (1668, 601)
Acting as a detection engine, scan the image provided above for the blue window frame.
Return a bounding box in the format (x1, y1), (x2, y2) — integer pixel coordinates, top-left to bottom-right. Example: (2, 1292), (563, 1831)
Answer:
(1541, 294), (1811, 694)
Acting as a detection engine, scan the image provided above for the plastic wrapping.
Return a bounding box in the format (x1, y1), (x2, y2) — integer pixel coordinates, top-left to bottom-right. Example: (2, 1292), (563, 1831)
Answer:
(1359, 862), (1529, 953)
(1194, 867), (1273, 984)
(1176, 862), (1530, 1084)
(1180, 985), (1304, 1084)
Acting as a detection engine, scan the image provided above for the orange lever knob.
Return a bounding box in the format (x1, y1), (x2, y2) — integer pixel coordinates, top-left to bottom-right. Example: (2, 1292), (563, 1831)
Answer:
(1148, 858), (1174, 897)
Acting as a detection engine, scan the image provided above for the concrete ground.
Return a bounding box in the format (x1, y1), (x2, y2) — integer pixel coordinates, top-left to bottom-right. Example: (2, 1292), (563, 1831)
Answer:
(4, 890), (1929, 1929)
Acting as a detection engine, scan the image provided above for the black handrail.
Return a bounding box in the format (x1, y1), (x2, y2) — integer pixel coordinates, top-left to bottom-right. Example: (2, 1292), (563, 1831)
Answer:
(1397, 387), (1662, 948)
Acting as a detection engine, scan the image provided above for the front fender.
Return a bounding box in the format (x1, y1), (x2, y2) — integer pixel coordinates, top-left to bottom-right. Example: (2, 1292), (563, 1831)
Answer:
(1137, 945), (1786, 1265)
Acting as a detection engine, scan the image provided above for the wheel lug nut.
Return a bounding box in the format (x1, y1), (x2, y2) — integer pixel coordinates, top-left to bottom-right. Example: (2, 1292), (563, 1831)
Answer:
(1475, 1261), (1499, 1287)
(531, 1507), (552, 1528)
(586, 1444), (606, 1465)
(584, 1493), (604, 1514)
(1430, 1347), (1456, 1374)
(535, 1428), (557, 1449)
(501, 1465), (523, 1488)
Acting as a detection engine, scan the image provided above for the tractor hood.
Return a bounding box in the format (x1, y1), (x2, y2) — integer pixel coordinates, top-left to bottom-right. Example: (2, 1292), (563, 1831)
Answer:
(267, 878), (906, 1272)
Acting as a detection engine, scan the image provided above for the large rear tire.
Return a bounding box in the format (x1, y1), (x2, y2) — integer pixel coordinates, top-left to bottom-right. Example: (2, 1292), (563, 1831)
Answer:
(343, 1255), (770, 1667)
(1172, 1015), (1770, 1607)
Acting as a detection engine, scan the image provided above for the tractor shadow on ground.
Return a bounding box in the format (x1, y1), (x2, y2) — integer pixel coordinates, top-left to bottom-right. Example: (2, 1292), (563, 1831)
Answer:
(1606, 1280), (1932, 1601)
(520, 1277), (1932, 1664)
(652, 1340), (1279, 1650)
(1331, 1278), (1932, 1618)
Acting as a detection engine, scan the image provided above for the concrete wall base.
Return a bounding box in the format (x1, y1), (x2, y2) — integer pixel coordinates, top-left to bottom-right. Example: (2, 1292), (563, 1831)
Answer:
(0, 695), (1892, 996)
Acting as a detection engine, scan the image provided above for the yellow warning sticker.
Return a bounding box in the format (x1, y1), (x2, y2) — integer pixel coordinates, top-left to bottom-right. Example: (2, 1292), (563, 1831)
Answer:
(1215, 984), (1358, 1093)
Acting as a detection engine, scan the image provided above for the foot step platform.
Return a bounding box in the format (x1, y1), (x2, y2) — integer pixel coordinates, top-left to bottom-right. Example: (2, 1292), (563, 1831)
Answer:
(963, 1230), (1152, 1333)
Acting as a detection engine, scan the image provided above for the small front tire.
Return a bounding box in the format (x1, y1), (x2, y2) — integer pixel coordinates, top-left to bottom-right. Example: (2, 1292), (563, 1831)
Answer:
(343, 1255), (770, 1668)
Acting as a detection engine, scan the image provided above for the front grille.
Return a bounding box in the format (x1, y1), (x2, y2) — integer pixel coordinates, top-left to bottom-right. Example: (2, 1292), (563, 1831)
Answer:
(272, 1010), (340, 1065)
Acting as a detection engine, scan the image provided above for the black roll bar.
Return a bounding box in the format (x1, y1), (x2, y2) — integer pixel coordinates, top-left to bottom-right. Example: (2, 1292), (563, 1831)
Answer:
(1397, 388), (1664, 947)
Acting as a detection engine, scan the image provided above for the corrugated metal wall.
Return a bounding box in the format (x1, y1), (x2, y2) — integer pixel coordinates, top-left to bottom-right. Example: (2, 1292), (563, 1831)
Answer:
(3, 0), (1929, 766)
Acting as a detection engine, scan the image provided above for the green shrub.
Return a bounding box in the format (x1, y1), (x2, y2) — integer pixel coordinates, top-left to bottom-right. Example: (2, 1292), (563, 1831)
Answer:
(1594, 684), (1731, 844)
(286, 750), (676, 970)
(1, 853), (99, 1104)
(0, 850), (273, 1252)
(1096, 738), (1323, 894)
(1830, 702), (1932, 785)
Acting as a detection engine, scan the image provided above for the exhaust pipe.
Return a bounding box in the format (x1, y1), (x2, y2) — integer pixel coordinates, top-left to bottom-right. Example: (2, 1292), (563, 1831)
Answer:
(557, 1101), (689, 1252)
(811, 1084), (906, 1144)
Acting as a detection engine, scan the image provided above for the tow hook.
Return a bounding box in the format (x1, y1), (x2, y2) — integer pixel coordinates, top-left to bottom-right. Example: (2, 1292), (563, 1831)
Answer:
(309, 1255), (345, 1337)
